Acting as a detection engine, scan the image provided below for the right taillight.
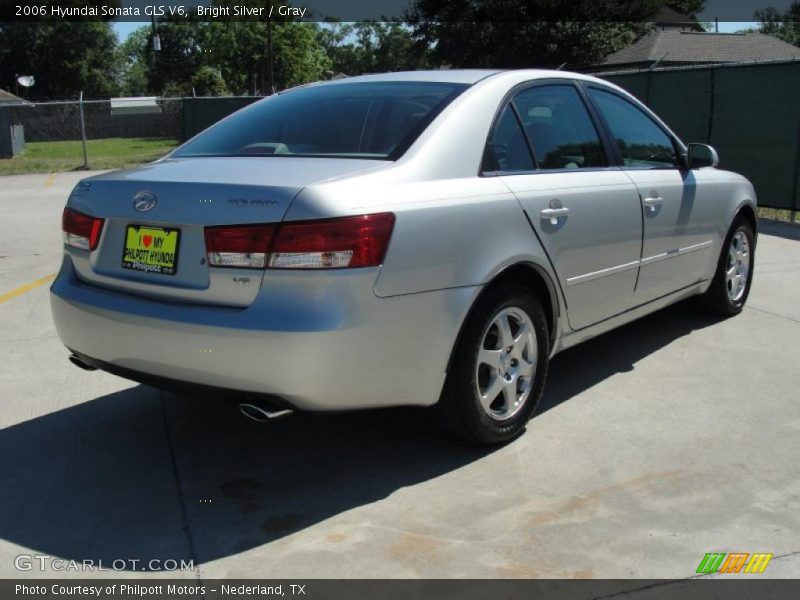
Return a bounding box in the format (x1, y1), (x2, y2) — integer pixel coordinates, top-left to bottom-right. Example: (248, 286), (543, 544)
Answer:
(62, 207), (104, 251)
(204, 224), (277, 269)
(203, 213), (395, 270)
(269, 213), (395, 269)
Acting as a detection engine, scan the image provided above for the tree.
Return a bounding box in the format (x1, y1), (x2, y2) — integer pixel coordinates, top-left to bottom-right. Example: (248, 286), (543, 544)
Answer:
(147, 18), (209, 95)
(111, 18), (209, 96)
(0, 22), (120, 98)
(190, 66), (229, 96)
(117, 27), (151, 96)
(667, 1), (706, 17)
(271, 22), (332, 89)
(406, 1), (673, 69)
(203, 20), (331, 94)
(756, 2), (800, 46)
(318, 22), (430, 75)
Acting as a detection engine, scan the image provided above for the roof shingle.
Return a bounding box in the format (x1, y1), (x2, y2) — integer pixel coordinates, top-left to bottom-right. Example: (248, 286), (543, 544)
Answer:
(604, 31), (800, 66)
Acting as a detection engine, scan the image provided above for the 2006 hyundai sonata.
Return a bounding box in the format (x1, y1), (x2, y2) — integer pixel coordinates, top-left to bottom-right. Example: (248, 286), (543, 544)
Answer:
(51, 70), (756, 444)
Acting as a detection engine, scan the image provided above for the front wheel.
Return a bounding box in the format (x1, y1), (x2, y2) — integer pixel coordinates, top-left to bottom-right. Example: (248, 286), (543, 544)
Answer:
(438, 284), (550, 445)
(701, 219), (755, 316)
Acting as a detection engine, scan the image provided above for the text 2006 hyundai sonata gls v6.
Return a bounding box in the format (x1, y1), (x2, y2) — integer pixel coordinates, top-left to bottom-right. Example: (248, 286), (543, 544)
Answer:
(51, 70), (757, 444)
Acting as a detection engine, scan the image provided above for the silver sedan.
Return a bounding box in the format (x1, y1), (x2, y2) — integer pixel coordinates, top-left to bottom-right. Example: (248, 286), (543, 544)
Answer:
(51, 70), (757, 444)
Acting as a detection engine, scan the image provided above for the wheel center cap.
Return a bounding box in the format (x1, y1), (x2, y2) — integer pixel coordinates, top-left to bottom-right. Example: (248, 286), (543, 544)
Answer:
(499, 353), (511, 375)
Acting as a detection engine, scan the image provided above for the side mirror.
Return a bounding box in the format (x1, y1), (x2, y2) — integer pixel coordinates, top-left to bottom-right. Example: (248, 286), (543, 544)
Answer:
(687, 143), (719, 169)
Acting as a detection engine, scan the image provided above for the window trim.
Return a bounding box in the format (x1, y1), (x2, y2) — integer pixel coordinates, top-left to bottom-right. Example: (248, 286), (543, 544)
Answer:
(480, 78), (617, 177)
(581, 83), (688, 171)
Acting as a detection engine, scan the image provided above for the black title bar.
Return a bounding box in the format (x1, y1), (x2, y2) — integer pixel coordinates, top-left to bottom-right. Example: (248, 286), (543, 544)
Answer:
(2, 0), (799, 22)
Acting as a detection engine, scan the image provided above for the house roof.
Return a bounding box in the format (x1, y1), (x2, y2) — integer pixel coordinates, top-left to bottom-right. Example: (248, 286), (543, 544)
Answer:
(604, 31), (800, 66)
(0, 88), (27, 104)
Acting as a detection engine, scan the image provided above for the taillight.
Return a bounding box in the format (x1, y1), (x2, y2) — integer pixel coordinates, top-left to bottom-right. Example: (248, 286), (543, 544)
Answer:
(204, 224), (277, 269)
(203, 213), (395, 270)
(269, 213), (395, 269)
(62, 207), (104, 251)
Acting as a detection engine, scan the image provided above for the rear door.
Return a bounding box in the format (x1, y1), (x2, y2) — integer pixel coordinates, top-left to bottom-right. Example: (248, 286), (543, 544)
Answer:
(586, 86), (717, 304)
(489, 82), (643, 330)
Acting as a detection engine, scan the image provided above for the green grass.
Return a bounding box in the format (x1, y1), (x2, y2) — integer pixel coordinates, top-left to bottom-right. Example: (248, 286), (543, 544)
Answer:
(758, 207), (798, 224)
(0, 137), (179, 175)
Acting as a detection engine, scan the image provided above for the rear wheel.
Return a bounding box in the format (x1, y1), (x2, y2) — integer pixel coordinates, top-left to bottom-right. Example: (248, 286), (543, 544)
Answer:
(438, 284), (549, 445)
(701, 219), (755, 316)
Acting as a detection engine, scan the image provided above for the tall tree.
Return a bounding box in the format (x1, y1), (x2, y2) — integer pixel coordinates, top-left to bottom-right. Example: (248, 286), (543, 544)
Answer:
(666, 1), (706, 17)
(147, 18), (209, 95)
(271, 22), (332, 89)
(318, 22), (430, 75)
(0, 22), (119, 98)
(756, 2), (800, 46)
(110, 19), (210, 96)
(406, 1), (707, 69)
(117, 27), (151, 96)
(203, 21), (331, 94)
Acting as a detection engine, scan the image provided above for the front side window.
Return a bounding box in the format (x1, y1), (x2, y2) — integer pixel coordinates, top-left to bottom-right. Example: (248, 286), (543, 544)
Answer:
(174, 82), (468, 160)
(513, 85), (606, 170)
(589, 88), (677, 168)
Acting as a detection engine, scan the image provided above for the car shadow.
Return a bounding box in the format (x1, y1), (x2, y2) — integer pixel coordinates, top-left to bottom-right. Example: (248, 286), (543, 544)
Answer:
(758, 218), (800, 242)
(538, 299), (725, 415)
(0, 301), (724, 570)
(0, 387), (492, 570)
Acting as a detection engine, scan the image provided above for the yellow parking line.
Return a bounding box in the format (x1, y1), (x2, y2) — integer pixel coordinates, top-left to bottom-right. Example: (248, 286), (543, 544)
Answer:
(44, 174), (57, 188)
(0, 274), (56, 304)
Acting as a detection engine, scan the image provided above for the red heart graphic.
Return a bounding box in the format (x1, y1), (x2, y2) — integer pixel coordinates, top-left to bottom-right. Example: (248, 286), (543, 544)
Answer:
(142, 235), (153, 248)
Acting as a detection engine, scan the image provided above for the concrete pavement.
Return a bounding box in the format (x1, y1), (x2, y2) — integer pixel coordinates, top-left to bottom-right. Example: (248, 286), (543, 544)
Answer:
(1, 171), (798, 583)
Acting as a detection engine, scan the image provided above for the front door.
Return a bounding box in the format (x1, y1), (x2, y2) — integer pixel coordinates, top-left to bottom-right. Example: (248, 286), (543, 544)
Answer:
(586, 87), (716, 304)
(486, 83), (643, 330)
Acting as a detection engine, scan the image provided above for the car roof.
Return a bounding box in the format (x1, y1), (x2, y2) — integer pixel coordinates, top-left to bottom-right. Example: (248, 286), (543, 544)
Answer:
(319, 69), (610, 88)
(324, 70), (502, 85)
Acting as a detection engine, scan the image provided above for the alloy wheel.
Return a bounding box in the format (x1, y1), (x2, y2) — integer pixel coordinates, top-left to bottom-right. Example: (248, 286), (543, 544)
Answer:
(475, 307), (537, 420)
(726, 229), (750, 303)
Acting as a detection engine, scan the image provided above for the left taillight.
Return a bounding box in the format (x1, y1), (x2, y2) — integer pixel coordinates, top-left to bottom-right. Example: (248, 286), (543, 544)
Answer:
(62, 207), (104, 251)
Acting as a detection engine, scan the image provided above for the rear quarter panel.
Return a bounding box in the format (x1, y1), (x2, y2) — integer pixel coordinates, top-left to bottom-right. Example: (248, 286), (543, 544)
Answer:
(288, 176), (560, 299)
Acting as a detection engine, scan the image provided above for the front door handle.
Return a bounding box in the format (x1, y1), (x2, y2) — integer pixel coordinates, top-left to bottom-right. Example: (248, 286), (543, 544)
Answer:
(642, 196), (663, 212)
(540, 207), (570, 224)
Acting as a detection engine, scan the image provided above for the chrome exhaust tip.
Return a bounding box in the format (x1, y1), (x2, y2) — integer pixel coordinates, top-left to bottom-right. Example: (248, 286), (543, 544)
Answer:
(239, 402), (294, 423)
(69, 354), (97, 371)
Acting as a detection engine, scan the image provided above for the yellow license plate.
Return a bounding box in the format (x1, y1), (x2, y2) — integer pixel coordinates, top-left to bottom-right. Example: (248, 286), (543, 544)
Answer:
(121, 225), (180, 275)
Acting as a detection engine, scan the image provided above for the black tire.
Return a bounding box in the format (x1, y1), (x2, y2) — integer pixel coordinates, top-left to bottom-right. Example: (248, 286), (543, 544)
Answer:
(700, 218), (755, 316)
(438, 283), (550, 445)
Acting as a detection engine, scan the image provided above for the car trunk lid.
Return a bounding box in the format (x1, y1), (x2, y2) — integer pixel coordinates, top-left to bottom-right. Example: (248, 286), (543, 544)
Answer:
(66, 157), (385, 307)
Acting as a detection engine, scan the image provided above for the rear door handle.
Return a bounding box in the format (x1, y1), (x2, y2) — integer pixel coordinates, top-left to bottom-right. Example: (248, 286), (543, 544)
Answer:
(540, 207), (570, 224)
(642, 196), (663, 212)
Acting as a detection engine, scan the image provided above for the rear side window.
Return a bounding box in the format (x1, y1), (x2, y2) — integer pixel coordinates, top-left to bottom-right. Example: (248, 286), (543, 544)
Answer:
(513, 85), (606, 170)
(483, 105), (535, 172)
(174, 82), (468, 160)
(588, 88), (677, 168)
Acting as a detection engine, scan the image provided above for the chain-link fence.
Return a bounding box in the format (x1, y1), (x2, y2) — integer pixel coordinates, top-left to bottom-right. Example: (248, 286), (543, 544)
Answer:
(0, 95), (261, 174)
(593, 59), (800, 212)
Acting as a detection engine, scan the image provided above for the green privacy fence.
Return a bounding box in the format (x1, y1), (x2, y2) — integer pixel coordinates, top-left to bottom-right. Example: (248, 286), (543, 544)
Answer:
(182, 96), (261, 142)
(600, 60), (800, 211)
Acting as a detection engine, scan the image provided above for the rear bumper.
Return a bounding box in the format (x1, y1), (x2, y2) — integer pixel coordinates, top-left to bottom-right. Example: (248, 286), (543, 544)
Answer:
(50, 255), (477, 411)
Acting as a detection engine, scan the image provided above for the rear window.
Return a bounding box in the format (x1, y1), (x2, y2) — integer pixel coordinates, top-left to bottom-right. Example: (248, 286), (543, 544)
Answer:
(173, 82), (469, 160)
